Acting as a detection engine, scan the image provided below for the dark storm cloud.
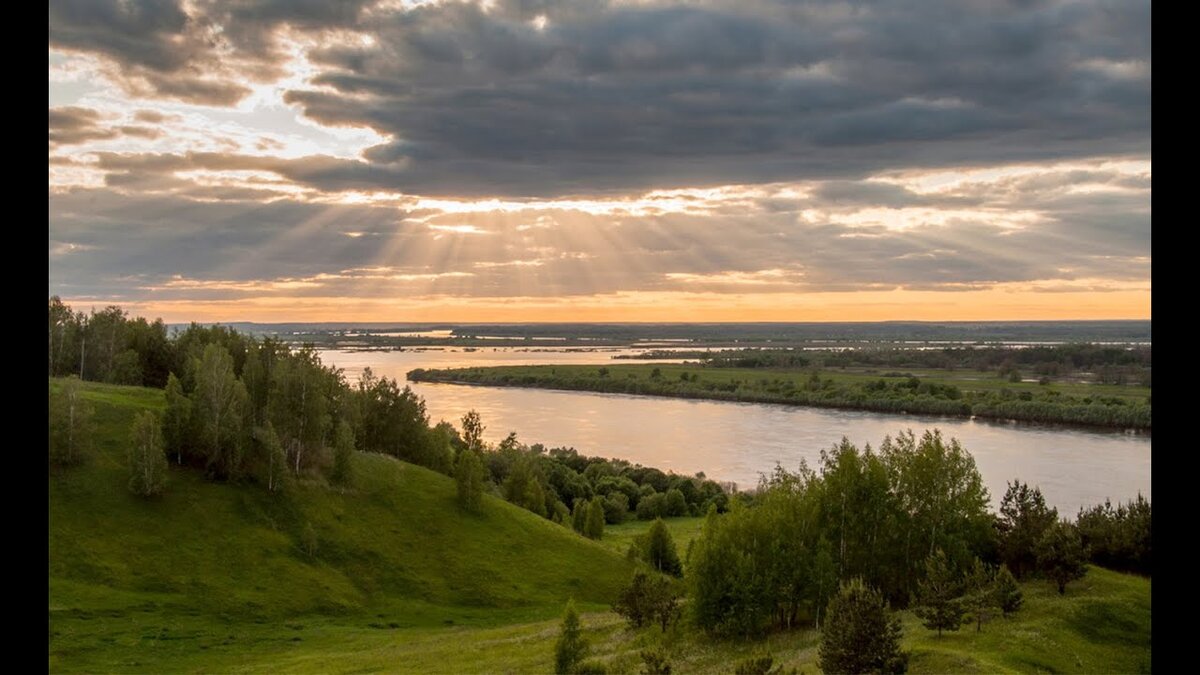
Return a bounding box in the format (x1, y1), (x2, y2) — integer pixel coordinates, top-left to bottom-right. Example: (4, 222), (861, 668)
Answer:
(51, 0), (1148, 195)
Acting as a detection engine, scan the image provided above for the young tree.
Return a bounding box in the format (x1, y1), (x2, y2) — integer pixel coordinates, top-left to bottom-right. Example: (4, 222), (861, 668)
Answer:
(49, 376), (94, 468)
(818, 578), (908, 675)
(997, 480), (1058, 578)
(614, 571), (679, 632)
(993, 564), (1023, 617)
(645, 519), (683, 576)
(127, 411), (168, 497)
(914, 549), (965, 637)
(810, 536), (838, 629)
(461, 409), (485, 454)
(963, 557), (997, 632)
(330, 419), (355, 486)
(1036, 520), (1088, 594)
(254, 422), (287, 494)
(572, 498), (589, 534)
(162, 372), (192, 466)
(455, 449), (486, 512)
(555, 600), (589, 675)
(586, 496), (606, 540)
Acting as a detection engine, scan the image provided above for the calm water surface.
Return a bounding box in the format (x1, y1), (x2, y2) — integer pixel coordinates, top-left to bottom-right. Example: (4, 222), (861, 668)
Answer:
(319, 348), (1150, 514)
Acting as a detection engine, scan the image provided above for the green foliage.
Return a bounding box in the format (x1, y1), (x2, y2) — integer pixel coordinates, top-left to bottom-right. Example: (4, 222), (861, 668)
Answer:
(330, 419), (355, 486)
(461, 410), (485, 454)
(613, 570), (679, 631)
(555, 600), (589, 674)
(253, 421), (288, 494)
(997, 480), (1058, 579)
(193, 344), (247, 479)
(645, 519), (682, 576)
(733, 655), (789, 675)
(1037, 520), (1088, 594)
(663, 488), (687, 517)
(49, 375), (93, 468)
(586, 496), (606, 540)
(300, 521), (318, 559)
(455, 449), (486, 513)
(162, 372), (191, 466)
(818, 578), (907, 675)
(639, 649), (671, 674)
(636, 492), (666, 520)
(964, 557), (998, 632)
(994, 564), (1023, 616)
(127, 410), (168, 497)
(914, 549), (966, 637)
(503, 455), (548, 517)
(572, 498), (589, 534)
(1076, 494), (1151, 575)
(602, 492), (629, 524)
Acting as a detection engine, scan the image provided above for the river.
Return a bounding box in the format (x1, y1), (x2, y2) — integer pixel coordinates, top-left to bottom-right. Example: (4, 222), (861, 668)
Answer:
(318, 347), (1150, 514)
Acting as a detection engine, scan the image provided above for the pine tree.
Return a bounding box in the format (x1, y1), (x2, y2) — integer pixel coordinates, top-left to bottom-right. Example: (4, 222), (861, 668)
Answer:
(914, 549), (965, 637)
(555, 600), (589, 674)
(646, 519), (682, 576)
(993, 564), (1023, 616)
(964, 557), (997, 632)
(818, 578), (907, 675)
(1036, 520), (1088, 594)
(127, 410), (168, 497)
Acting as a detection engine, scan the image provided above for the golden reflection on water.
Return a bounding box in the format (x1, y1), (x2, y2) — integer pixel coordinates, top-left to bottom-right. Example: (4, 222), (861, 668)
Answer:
(318, 348), (1151, 514)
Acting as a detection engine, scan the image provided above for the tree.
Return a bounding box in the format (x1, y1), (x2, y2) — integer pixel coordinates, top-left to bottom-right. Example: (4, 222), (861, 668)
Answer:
(49, 376), (93, 468)
(645, 519), (682, 576)
(128, 411), (168, 497)
(602, 492), (629, 524)
(663, 488), (687, 517)
(555, 600), (589, 674)
(810, 536), (838, 629)
(193, 344), (247, 479)
(997, 480), (1058, 579)
(993, 565), (1022, 617)
(818, 578), (908, 675)
(613, 571), (679, 632)
(254, 422), (287, 494)
(162, 373), (192, 466)
(572, 498), (589, 534)
(963, 557), (997, 632)
(586, 496), (606, 539)
(330, 419), (355, 486)
(455, 449), (485, 512)
(461, 410), (485, 454)
(913, 549), (965, 637)
(1036, 520), (1088, 594)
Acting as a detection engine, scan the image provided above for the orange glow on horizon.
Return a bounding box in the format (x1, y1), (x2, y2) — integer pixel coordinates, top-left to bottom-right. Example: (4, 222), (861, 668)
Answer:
(62, 287), (1150, 324)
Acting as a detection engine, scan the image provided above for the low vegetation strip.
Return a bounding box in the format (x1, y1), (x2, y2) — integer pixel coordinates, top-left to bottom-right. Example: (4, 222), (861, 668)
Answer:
(408, 363), (1152, 430)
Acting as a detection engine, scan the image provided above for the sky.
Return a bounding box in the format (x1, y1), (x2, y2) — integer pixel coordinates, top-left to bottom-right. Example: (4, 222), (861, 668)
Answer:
(49, 0), (1150, 323)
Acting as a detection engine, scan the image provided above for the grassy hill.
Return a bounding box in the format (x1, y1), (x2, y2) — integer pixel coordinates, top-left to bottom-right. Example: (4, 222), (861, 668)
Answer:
(49, 379), (1150, 673)
(49, 379), (633, 672)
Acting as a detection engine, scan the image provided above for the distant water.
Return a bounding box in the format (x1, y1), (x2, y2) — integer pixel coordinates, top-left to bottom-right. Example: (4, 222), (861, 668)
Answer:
(319, 348), (1151, 514)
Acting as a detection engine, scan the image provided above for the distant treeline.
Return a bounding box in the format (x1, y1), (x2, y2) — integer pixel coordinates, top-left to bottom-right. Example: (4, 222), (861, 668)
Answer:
(409, 366), (1151, 430)
(47, 297), (730, 528)
(622, 345), (1151, 386)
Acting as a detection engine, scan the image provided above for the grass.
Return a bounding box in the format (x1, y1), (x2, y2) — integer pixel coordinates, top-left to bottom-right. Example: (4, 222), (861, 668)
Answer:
(49, 378), (1150, 673)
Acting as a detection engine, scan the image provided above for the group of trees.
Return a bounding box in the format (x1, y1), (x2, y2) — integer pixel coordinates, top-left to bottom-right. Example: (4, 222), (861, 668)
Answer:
(446, 410), (730, 538)
(687, 430), (994, 636)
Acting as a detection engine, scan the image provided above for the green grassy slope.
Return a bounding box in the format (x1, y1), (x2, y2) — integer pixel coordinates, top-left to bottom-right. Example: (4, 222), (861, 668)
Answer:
(49, 379), (633, 672)
(49, 379), (1150, 673)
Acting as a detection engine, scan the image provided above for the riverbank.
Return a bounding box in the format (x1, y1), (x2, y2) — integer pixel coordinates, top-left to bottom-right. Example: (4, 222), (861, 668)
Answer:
(408, 363), (1151, 431)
